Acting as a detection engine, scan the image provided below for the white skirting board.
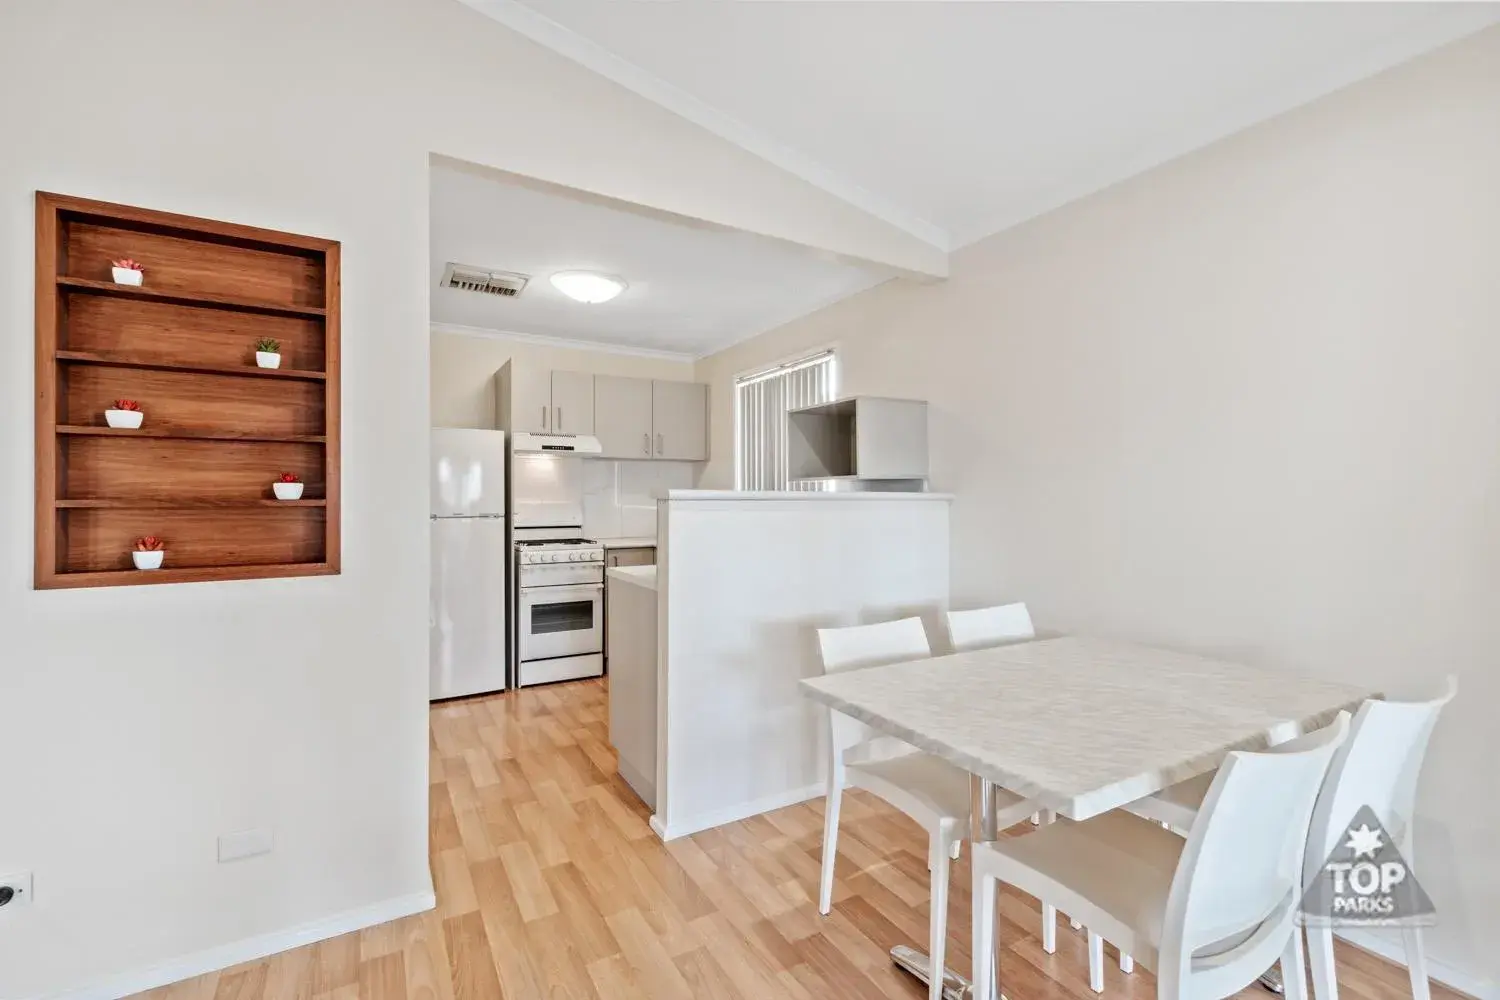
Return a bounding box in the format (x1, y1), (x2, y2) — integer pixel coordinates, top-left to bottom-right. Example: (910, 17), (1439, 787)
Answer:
(39, 890), (436, 1000)
(651, 783), (823, 842)
(1334, 927), (1496, 1000)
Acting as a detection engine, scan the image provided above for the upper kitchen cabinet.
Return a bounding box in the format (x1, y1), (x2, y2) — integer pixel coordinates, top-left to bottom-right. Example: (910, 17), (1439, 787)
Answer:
(494, 362), (594, 435)
(652, 379), (708, 461)
(499, 362), (551, 433)
(550, 370), (595, 436)
(594, 374), (654, 459)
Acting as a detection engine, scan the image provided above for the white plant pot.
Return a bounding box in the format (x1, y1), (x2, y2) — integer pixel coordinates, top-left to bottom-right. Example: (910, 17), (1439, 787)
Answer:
(132, 550), (164, 570)
(256, 351), (282, 369)
(104, 409), (144, 429)
(273, 481), (305, 501)
(111, 267), (143, 286)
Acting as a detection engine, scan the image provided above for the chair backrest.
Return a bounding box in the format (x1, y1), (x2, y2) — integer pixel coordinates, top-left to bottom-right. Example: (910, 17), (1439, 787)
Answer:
(1304, 676), (1457, 879)
(816, 617), (931, 760)
(1158, 713), (1349, 996)
(945, 602), (1035, 653)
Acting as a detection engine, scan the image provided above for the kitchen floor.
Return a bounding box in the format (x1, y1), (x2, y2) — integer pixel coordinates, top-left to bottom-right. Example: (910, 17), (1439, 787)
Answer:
(133, 680), (1453, 1000)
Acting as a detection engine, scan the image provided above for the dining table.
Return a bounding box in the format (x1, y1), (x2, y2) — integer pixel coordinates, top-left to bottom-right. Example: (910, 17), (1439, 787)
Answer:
(799, 634), (1376, 1000)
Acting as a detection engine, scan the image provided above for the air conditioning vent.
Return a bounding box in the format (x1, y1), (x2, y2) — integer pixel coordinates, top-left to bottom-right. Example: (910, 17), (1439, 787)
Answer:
(441, 263), (529, 297)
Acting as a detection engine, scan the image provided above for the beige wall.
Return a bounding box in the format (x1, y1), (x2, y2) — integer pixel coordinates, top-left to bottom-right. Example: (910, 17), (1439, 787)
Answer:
(431, 329), (695, 429)
(697, 26), (1500, 991)
(0, 1), (925, 996)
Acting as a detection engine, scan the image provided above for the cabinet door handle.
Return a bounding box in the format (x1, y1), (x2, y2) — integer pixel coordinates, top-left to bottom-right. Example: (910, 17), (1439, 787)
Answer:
(656, 433), (664, 455)
(541, 405), (547, 430)
(556, 407), (563, 430)
(643, 433), (650, 455)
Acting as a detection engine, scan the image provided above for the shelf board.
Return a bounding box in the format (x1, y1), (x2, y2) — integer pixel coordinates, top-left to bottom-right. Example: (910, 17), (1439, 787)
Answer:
(57, 350), (327, 381)
(56, 276), (327, 319)
(56, 498), (326, 509)
(44, 562), (337, 589)
(57, 425), (326, 444)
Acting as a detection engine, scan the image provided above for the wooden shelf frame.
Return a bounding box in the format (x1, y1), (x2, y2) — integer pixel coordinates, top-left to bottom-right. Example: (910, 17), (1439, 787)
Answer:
(36, 191), (341, 589)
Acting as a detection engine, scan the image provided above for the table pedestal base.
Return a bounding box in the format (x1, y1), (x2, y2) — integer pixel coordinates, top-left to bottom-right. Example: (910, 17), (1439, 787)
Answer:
(890, 945), (989, 1000)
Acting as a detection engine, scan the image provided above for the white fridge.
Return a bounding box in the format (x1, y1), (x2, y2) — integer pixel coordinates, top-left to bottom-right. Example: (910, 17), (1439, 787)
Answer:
(430, 428), (509, 700)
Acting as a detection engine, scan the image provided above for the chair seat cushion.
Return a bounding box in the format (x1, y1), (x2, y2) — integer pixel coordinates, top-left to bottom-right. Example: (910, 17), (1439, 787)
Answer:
(847, 752), (1029, 826)
(982, 810), (1185, 959)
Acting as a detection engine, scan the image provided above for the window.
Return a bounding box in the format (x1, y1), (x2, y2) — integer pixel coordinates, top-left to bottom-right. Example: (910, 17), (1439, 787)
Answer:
(735, 350), (837, 490)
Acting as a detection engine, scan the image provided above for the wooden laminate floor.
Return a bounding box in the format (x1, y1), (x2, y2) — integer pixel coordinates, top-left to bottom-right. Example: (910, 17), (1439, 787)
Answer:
(136, 679), (1451, 1000)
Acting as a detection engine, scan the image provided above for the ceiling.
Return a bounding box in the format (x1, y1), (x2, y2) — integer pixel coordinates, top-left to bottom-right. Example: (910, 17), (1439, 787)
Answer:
(469, 0), (1500, 250)
(428, 159), (886, 358)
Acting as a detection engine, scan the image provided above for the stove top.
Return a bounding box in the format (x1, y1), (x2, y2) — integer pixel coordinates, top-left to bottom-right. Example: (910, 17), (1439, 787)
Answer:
(516, 535), (604, 566)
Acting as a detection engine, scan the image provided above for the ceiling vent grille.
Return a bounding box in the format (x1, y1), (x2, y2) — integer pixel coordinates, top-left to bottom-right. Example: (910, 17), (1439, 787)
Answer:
(441, 263), (530, 297)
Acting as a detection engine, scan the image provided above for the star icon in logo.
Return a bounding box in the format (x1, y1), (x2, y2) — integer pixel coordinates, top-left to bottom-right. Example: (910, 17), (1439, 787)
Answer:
(1345, 823), (1383, 859)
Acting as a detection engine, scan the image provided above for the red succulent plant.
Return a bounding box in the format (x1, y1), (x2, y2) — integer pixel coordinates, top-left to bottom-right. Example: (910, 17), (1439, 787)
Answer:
(112, 258), (144, 271)
(278, 472), (301, 484)
(113, 399), (141, 411)
(135, 536), (165, 552)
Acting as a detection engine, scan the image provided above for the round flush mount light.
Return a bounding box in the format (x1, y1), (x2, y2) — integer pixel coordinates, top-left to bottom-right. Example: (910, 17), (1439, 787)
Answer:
(550, 270), (627, 304)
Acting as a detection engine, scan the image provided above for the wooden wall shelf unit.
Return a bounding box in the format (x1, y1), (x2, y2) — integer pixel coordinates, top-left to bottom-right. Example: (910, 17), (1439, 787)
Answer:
(35, 192), (341, 589)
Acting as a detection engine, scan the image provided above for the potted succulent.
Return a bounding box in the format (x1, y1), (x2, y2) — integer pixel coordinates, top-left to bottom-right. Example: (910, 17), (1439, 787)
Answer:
(273, 472), (304, 501)
(111, 258), (144, 286)
(132, 536), (165, 570)
(104, 398), (144, 429)
(255, 338), (282, 369)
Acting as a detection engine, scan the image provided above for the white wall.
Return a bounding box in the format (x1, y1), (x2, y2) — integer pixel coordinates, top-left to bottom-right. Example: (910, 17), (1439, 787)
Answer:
(430, 328), (695, 429)
(655, 492), (950, 839)
(0, 2), (933, 996)
(694, 26), (1500, 994)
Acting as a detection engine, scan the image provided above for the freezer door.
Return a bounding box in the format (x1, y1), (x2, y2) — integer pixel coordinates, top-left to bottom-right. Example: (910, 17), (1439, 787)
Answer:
(431, 428), (507, 517)
(429, 518), (508, 700)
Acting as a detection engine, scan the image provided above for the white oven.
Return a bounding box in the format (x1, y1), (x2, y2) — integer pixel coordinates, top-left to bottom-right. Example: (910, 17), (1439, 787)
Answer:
(514, 537), (606, 687)
(518, 580), (603, 662)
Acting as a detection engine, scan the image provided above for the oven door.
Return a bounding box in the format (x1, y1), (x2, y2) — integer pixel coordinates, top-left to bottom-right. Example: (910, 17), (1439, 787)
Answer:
(518, 583), (603, 662)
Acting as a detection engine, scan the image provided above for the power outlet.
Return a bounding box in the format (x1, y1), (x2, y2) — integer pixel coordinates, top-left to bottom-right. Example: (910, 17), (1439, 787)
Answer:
(0, 871), (33, 910)
(217, 829), (273, 863)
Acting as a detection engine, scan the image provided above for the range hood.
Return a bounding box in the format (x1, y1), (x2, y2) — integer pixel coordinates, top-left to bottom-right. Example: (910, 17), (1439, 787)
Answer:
(512, 432), (603, 455)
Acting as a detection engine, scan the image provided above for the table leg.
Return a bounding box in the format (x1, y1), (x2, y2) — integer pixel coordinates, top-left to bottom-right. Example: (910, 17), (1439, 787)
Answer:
(969, 774), (1005, 1000)
(887, 774), (1007, 1000)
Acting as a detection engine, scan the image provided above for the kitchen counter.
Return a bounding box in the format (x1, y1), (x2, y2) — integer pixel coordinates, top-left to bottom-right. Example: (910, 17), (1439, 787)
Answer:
(596, 536), (657, 549)
(606, 565), (657, 591)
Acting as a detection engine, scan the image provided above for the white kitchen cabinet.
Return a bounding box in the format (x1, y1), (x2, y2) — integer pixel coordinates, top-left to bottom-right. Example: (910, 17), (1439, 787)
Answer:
(787, 396), (927, 488)
(496, 363), (553, 433)
(550, 370), (595, 435)
(651, 380), (708, 461)
(593, 375), (654, 459)
(495, 363), (594, 435)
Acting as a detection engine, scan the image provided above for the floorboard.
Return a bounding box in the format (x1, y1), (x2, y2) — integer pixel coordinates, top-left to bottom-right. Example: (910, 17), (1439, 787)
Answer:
(131, 678), (1461, 1000)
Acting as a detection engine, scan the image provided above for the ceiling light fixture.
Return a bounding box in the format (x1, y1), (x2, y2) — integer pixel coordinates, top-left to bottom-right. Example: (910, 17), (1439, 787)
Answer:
(550, 270), (627, 304)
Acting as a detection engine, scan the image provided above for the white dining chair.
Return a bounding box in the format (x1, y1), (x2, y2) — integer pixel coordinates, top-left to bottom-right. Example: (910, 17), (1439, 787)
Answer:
(1302, 679), (1456, 1000)
(1121, 678), (1457, 1000)
(816, 617), (1038, 1000)
(945, 601), (1035, 653)
(970, 713), (1350, 1000)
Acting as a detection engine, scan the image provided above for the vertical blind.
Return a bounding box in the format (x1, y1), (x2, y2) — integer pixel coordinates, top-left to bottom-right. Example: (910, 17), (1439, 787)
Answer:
(735, 351), (836, 491)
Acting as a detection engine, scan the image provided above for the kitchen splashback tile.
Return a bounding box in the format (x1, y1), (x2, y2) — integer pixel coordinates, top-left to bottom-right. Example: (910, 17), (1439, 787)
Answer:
(584, 459), (695, 540)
